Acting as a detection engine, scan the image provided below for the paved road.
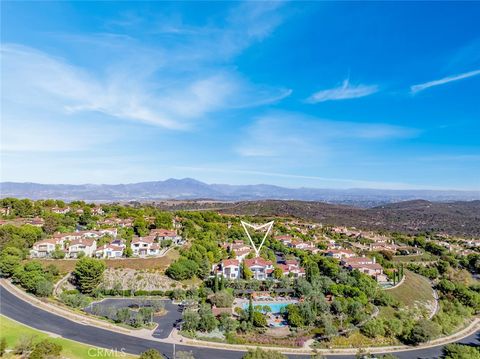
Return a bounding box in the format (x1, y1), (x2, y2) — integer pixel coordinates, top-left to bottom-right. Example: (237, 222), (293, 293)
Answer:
(84, 298), (182, 339)
(0, 285), (478, 359)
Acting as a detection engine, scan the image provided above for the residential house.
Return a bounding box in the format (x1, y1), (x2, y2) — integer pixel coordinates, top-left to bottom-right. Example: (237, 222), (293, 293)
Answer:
(369, 242), (398, 252)
(275, 235), (293, 246)
(278, 259), (305, 278)
(341, 256), (386, 281)
(325, 249), (356, 259)
(341, 256), (375, 266)
(215, 259), (241, 280)
(92, 206), (104, 215)
(224, 240), (251, 261)
(130, 236), (160, 256)
(95, 244), (125, 259)
(98, 228), (118, 238)
(244, 257), (274, 280)
(30, 238), (64, 258)
(150, 229), (182, 244)
(68, 238), (97, 258)
(25, 217), (45, 227)
(51, 207), (70, 214)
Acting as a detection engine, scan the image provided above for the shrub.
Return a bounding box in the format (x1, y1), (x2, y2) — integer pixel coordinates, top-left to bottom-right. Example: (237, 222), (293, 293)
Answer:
(407, 319), (441, 345)
(34, 279), (54, 297)
(252, 311), (267, 327)
(29, 339), (62, 359)
(442, 343), (480, 359)
(13, 335), (35, 355)
(59, 292), (91, 308)
(139, 349), (164, 359)
(361, 319), (386, 338)
(210, 290), (234, 308)
(0, 337), (6, 357)
(242, 347), (288, 359)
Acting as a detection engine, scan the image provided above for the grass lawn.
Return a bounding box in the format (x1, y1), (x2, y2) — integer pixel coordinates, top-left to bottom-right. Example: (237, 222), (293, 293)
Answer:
(0, 315), (137, 359)
(387, 270), (434, 307)
(392, 253), (437, 263)
(379, 270), (435, 320)
(29, 249), (180, 274)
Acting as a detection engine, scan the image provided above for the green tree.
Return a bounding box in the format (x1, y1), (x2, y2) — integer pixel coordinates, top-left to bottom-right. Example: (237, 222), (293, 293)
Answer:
(182, 310), (200, 332)
(407, 319), (441, 345)
(124, 247), (133, 258)
(35, 279), (54, 297)
(72, 257), (106, 294)
(139, 349), (164, 359)
(133, 217), (149, 237)
(242, 264), (253, 280)
(197, 304), (217, 332)
(273, 267), (283, 280)
(166, 258), (199, 280)
(361, 319), (386, 338)
(0, 253), (21, 277)
(218, 313), (238, 333)
(286, 304), (304, 327)
(51, 245), (66, 259)
(210, 290), (234, 308)
(442, 343), (480, 359)
(154, 212), (173, 229)
(252, 311), (267, 327)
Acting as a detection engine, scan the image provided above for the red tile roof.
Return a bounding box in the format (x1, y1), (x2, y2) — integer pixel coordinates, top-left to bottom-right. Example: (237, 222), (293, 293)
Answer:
(244, 257), (273, 267)
(221, 259), (240, 267)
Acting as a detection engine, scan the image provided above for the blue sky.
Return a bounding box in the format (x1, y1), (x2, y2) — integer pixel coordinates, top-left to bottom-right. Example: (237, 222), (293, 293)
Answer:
(1, 1), (479, 190)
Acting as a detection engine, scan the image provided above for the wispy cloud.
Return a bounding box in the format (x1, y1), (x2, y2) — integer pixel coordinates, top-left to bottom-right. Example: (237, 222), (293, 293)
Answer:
(1, 1), (291, 138)
(306, 79), (378, 103)
(235, 112), (418, 158)
(411, 69), (480, 93)
(174, 166), (439, 190)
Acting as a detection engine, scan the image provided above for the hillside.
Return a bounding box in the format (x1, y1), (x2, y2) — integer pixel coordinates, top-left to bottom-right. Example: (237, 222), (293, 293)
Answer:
(1, 178), (479, 207)
(218, 199), (480, 237)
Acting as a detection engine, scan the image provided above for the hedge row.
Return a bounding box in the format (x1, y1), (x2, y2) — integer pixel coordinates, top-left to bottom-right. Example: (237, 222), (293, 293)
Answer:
(100, 289), (168, 297)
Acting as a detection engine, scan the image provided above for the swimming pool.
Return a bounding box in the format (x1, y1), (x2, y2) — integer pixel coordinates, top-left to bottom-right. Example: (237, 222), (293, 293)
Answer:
(242, 301), (296, 313)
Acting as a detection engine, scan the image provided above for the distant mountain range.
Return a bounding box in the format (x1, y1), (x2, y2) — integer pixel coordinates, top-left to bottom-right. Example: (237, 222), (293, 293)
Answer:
(1, 178), (479, 207)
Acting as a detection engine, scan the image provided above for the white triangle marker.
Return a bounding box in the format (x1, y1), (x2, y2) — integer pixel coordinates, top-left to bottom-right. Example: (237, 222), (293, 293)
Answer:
(240, 220), (274, 258)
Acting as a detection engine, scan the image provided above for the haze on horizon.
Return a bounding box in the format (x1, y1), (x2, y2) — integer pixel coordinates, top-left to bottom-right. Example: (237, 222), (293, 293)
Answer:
(1, 2), (479, 191)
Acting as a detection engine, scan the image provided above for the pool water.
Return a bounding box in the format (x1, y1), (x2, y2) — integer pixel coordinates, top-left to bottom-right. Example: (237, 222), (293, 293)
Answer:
(242, 301), (296, 313)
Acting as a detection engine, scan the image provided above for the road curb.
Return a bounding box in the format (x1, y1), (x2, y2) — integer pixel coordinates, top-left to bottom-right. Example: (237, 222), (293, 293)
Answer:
(1, 280), (479, 356)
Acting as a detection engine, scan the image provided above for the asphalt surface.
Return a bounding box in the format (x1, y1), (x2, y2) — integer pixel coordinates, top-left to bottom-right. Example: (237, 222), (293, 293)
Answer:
(84, 298), (182, 339)
(0, 284), (478, 359)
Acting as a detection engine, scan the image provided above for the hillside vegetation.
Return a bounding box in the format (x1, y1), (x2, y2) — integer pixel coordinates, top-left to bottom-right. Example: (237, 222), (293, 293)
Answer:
(219, 200), (480, 237)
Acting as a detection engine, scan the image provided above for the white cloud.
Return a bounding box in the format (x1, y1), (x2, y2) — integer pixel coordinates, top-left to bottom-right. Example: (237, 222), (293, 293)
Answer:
(1, 1), (291, 143)
(306, 79), (378, 103)
(411, 69), (480, 93)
